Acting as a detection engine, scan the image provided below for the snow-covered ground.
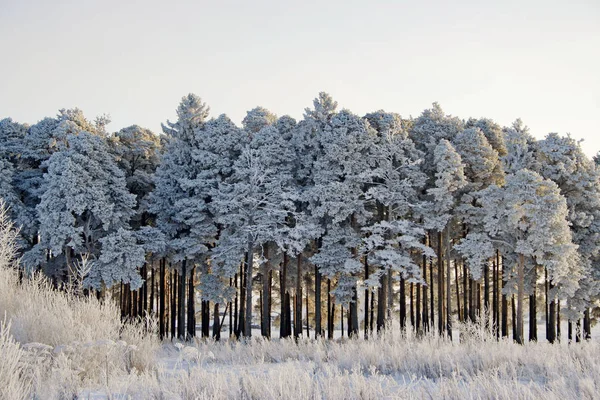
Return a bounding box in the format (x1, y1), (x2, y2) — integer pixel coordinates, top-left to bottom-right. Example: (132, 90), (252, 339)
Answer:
(71, 322), (600, 400)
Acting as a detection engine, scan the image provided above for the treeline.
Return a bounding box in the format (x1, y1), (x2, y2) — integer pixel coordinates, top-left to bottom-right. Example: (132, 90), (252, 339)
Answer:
(1, 93), (598, 344)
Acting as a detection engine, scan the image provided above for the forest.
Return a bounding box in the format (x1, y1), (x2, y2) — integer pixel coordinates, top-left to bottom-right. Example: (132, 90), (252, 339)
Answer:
(1, 92), (598, 348)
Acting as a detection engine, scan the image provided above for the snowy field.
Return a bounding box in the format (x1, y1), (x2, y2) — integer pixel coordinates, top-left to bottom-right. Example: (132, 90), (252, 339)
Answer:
(79, 326), (600, 400)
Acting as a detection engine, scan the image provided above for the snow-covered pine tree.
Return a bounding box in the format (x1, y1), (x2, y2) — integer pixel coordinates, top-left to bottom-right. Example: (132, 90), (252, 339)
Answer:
(362, 110), (432, 333)
(537, 132), (600, 341)
(307, 94), (377, 337)
(425, 139), (467, 336)
(472, 170), (579, 344)
(34, 131), (143, 291)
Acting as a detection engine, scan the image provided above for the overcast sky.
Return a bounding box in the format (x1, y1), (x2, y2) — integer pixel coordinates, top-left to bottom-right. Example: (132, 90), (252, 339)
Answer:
(1, 0), (598, 156)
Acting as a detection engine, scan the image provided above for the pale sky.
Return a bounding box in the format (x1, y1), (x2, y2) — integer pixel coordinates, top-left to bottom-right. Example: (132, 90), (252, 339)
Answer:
(1, 0), (598, 156)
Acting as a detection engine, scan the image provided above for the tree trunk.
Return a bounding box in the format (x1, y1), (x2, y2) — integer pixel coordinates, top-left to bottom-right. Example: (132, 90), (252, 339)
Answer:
(315, 264), (322, 338)
(416, 281), (421, 333)
(455, 260), (460, 324)
(515, 254), (524, 344)
(306, 290), (310, 338)
(234, 273), (238, 338)
(349, 284), (359, 337)
(364, 257), (369, 339)
(170, 269), (176, 339)
(584, 308), (591, 340)
(445, 227), (452, 339)
(159, 259), (166, 339)
(281, 253), (289, 338)
(177, 261), (186, 340)
(400, 277), (406, 329)
(529, 290), (537, 341)
(261, 245), (271, 338)
(341, 305), (344, 337)
(294, 254), (302, 338)
(545, 268), (549, 339)
(237, 261), (245, 337)
(463, 264), (469, 323)
(501, 257), (508, 338)
(327, 278), (333, 339)
(201, 300), (209, 337)
(437, 231), (444, 335)
(150, 265), (155, 316)
(377, 272), (387, 332)
(213, 303), (220, 340)
(511, 294), (516, 341)
(188, 266), (196, 338)
(410, 283), (415, 329)
(430, 255), (435, 329)
(548, 282), (556, 343)
(422, 239), (429, 332)
(244, 243), (254, 337)
(229, 279), (233, 337)
(369, 287), (375, 334)
(557, 299), (561, 341)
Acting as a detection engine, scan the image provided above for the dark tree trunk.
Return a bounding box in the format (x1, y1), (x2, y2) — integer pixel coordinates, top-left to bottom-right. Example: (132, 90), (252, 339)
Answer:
(545, 268), (549, 339)
(280, 253), (290, 338)
(455, 261), (460, 324)
(422, 242), (429, 332)
(237, 261), (245, 337)
(201, 300), (210, 338)
(284, 291), (292, 338)
(327, 278), (334, 339)
(187, 266), (196, 339)
(469, 278), (476, 323)
(315, 264), (322, 338)
(501, 257), (508, 338)
(170, 269), (176, 339)
(369, 287), (375, 334)
(400, 277), (407, 329)
(349, 284), (359, 337)
(416, 282), (421, 333)
(437, 231), (444, 335)
(294, 254), (302, 338)
(557, 299), (561, 341)
(132, 290), (138, 319)
(364, 257), (369, 339)
(261, 245), (271, 338)
(140, 264), (147, 317)
(430, 255), (435, 329)
(463, 264), (469, 323)
(150, 265), (155, 316)
(377, 272), (387, 332)
(234, 273), (238, 338)
(306, 290), (309, 338)
(584, 308), (591, 340)
(568, 320), (573, 343)
(529, 290), (537, 341)
(213, 303), (220, 341)
(177, 261), (186, 340)
(511, 294), (516, 342)
(341, 305), (344, 337)
(244, 245), (254, 338)
(484, 260), (489, 318)
(159, 259), (166, 339)
(410, 283), (415, 328)
(548, 282), (556, 343)
(445, 228), (452, 339)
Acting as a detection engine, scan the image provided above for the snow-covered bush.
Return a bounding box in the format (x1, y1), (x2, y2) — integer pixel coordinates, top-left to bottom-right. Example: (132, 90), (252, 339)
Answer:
(0, 201), (160, 397)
